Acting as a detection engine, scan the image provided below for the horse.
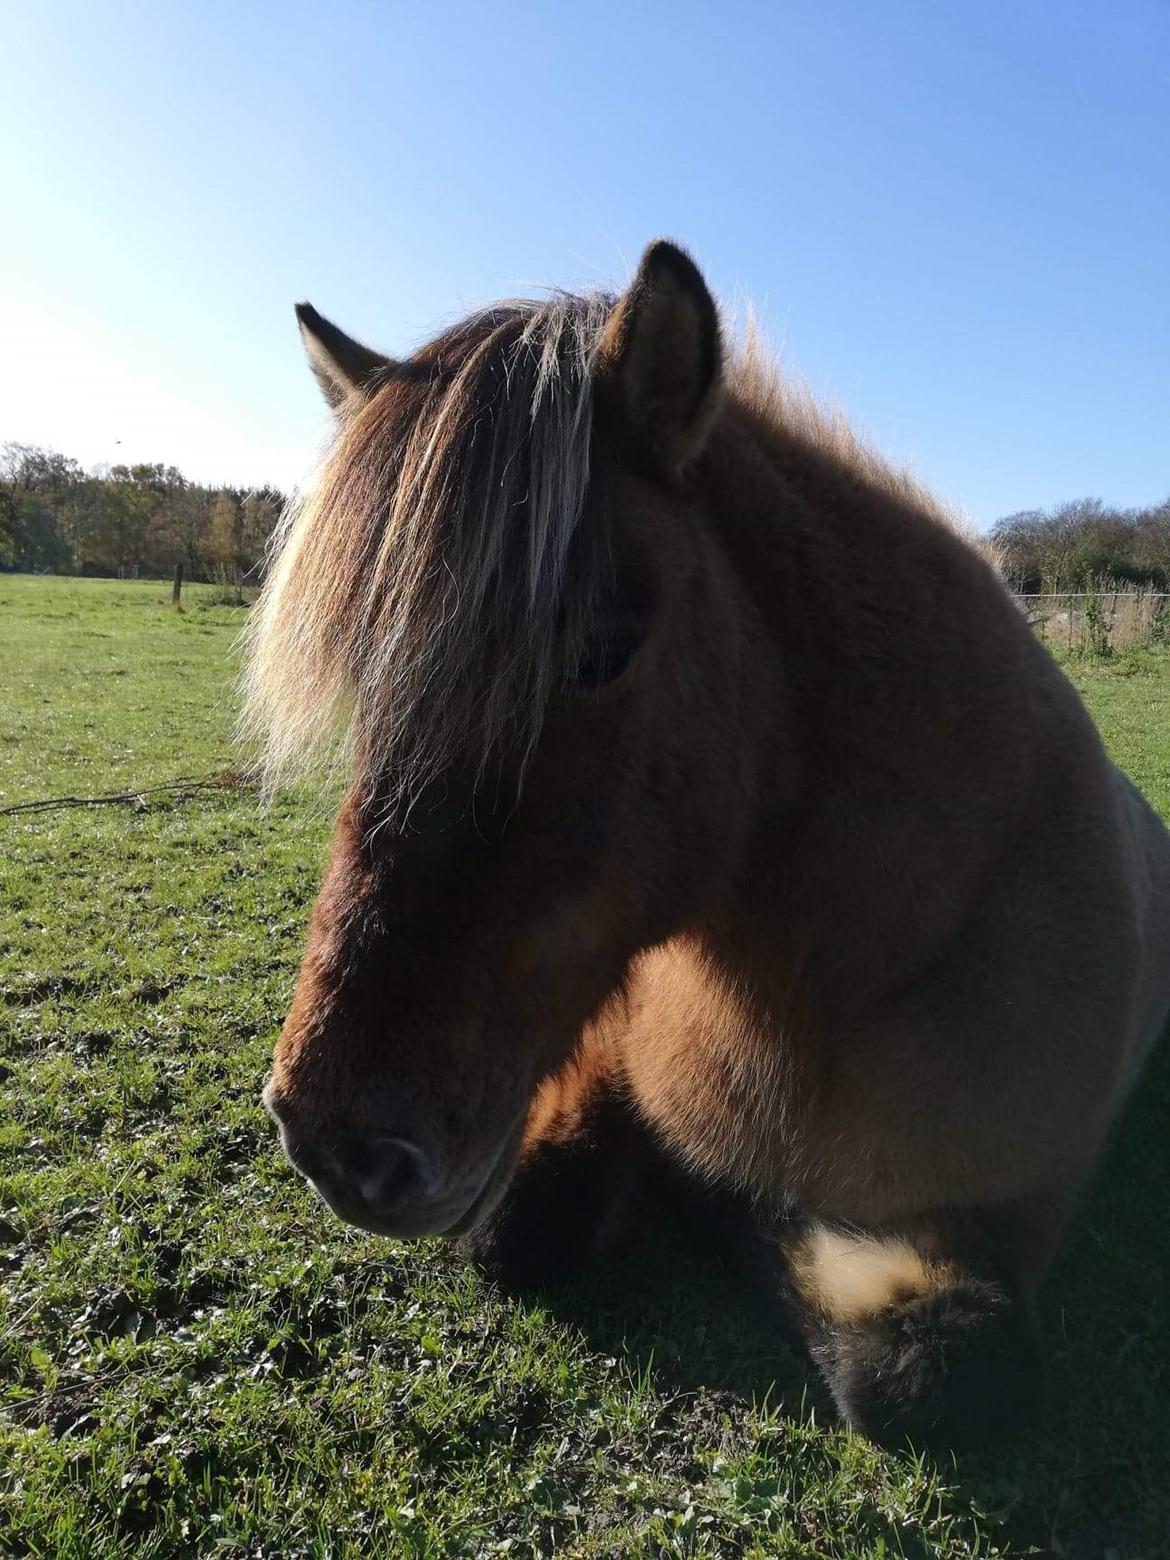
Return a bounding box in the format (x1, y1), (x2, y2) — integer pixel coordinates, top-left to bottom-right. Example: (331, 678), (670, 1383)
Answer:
(245, 240), (1170, 1450)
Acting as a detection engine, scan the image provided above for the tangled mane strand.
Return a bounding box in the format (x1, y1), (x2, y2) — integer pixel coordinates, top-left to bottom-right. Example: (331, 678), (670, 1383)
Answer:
(241, 291), (615, 819)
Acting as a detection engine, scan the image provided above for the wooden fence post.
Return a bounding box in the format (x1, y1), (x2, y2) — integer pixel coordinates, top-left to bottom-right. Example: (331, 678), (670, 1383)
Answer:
(172, 563), (183, 607)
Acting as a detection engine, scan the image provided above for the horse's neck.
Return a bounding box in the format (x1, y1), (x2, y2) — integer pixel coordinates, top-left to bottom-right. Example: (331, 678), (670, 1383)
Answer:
(691, 402), (1043, 1031)
(699, 400), (977, 662)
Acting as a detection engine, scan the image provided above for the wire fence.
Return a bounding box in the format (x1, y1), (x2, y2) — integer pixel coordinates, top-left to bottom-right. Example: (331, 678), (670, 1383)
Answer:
(1014, 590), (1170, 652)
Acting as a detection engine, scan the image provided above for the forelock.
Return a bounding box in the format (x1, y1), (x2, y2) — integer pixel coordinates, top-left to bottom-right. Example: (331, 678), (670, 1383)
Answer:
(241, 290), (616, 821)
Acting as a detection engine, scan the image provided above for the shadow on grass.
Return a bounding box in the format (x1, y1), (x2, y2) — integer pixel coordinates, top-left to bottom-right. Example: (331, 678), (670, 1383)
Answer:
(522, 1038), (1170, 1559)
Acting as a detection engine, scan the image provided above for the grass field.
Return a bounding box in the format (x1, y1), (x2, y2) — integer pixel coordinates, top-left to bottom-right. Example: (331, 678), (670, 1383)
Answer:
(2, 574), (1169, 1559)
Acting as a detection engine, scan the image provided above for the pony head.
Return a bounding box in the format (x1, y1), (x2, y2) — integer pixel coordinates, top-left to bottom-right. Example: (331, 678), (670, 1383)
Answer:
(247, 242), (771, 1236)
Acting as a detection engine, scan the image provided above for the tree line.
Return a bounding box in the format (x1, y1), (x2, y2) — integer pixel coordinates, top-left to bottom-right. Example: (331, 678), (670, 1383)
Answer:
(0, 442), (285, 581)
(993, 496), (1170, 594)
(3, 439), (1167, 597)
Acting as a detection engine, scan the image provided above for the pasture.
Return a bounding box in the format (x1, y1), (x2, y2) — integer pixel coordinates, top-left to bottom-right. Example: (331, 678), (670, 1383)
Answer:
(2, 574), (1169, 1559)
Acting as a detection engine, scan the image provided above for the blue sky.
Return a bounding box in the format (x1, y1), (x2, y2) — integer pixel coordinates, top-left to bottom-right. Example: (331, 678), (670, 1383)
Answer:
(1, 1), (1166, 526)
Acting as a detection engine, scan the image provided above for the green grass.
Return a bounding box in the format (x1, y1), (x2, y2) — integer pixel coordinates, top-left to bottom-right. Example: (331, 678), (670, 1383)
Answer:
(2, 574), (1169, 1559)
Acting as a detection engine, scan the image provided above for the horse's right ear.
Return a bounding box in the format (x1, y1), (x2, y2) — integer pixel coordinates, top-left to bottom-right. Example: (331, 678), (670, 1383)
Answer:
(596, 240), (723, 476)
(295, 302), (396, 412)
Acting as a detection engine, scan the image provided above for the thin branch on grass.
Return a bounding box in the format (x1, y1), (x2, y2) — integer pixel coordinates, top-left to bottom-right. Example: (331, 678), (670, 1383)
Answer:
(4, 1366), (133, 1424)
(0, 771), (248, 818)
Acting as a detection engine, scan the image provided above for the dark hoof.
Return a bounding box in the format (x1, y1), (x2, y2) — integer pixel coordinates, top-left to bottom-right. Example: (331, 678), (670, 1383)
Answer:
(817, 1280), (1043, 1451)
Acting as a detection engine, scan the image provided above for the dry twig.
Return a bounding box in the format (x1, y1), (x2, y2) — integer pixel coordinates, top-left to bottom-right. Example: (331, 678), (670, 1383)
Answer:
(0, 771), (247, 818)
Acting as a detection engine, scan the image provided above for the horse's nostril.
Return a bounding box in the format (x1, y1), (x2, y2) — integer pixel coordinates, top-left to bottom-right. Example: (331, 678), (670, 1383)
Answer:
(278, 1125), (442, 1225)
(348, 1135), (435, 1216)
(264, 1080), (446, 1227)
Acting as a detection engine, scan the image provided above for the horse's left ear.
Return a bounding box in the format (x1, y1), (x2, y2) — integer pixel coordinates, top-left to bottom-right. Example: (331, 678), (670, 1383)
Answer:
(596, 240), (723, 476)
(295, 302), (397, 412)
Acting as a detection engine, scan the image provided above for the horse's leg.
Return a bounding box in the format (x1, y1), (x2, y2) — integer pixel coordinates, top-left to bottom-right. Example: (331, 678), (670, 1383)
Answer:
(765, 1193), (1074, 1449)
(458, 1036), (657, 1291)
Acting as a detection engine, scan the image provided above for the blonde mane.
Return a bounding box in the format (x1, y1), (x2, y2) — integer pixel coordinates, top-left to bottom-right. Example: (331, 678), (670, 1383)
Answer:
(241, 293), (612, 818)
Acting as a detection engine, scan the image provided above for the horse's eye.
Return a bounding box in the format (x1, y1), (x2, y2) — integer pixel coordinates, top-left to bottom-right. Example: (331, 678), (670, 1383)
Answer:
(565, 628), (641, 689)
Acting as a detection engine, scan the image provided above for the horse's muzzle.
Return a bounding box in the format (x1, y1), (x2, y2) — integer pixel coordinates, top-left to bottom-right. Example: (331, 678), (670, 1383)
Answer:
(262, 1079), (447, 1235)
(261, 1079), (522, 1239)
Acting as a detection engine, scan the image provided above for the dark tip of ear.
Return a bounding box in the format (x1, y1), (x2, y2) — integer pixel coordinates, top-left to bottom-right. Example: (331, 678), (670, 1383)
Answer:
(638, 239), (708, 293)
(293, 303), (396, 411)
